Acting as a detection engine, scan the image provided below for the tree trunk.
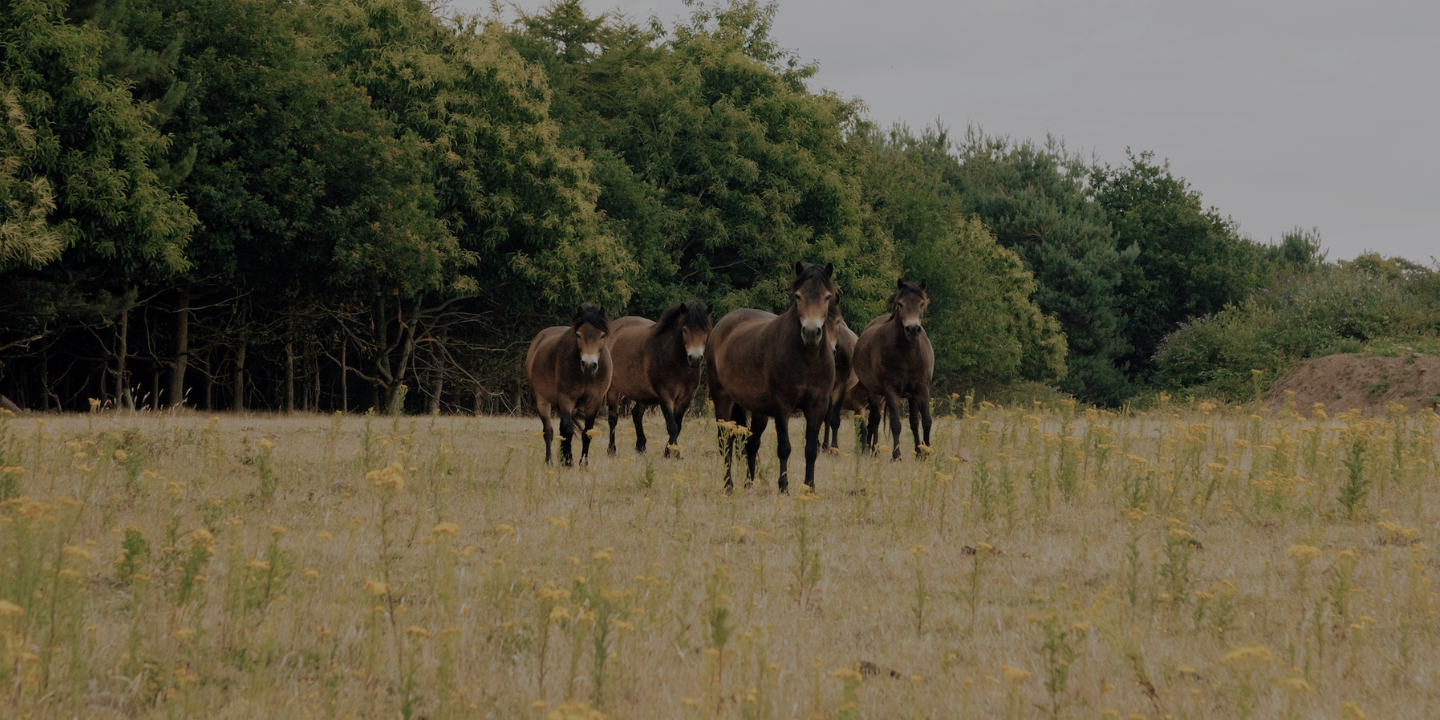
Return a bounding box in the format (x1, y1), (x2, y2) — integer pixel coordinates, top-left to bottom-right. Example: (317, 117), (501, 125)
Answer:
(284, 339), (295, 413)
(39, 355), (49, 412)
(233, 343), (247, 412)
(340, 341), (348, 413)
(169, 283), (190, 408)
(428, 334), (446, 415)
(311, 348), (321, 411)
(201, 349), (213, 410)
(116, 307), (133, 410)
(150, 363), (161, 409)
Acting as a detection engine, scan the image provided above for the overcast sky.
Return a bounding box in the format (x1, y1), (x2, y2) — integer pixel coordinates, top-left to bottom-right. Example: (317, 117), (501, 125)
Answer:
(460, 0), (1439, 262)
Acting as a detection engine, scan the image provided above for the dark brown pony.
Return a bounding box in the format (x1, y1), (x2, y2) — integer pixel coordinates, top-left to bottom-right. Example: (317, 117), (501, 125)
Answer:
(707, 262), (839, 492)
(605, 300), (712, 457)
(853, 280), (934, 460)
(524, 303), (613, 466)
(822, 316), (866, 449)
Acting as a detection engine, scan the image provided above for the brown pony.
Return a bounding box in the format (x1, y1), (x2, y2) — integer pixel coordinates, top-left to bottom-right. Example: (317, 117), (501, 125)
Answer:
(524, 303), (613, 466)
(605, 300), (712, 457)
(707, 262), (839, 492)
(853, 280), (934, 460)
(822, 315), (865, 450)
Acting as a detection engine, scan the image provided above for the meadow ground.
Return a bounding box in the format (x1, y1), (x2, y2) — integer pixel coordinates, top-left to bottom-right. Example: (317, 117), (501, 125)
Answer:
(0, 397), (1437, 720)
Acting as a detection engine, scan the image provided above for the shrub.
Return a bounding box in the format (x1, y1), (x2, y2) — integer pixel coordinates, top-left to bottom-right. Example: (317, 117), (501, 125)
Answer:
(1155, 257), (1439, 399)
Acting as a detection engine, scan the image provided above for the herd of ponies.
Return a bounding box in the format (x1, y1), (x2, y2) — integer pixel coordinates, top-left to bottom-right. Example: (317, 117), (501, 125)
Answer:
(524, 262), (934, 492)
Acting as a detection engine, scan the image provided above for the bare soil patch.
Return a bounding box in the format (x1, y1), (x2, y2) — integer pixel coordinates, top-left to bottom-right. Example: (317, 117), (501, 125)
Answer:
(1267, 352), (1440, 415)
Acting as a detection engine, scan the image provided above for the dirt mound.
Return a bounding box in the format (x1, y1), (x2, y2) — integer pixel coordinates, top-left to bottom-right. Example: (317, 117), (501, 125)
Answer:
(1266, 352), (1440, 416)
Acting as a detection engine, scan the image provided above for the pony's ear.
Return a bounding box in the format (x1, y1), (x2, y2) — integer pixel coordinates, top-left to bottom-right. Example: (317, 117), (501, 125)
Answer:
(919, 279), (928, 292)
(824, 263), (833, 279)
(794, 261), (805, 278)
(897, 278), (905, 289)
(572, 304), (586, 324)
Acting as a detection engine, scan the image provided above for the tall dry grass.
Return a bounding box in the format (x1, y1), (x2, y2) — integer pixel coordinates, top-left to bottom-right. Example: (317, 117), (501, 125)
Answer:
(0, 393), (1435, 719)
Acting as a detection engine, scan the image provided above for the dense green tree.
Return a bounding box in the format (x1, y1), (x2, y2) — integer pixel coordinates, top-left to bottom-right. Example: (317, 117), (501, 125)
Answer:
(946, 130), (1136, 404)
(854, 124), (1065, 389)
(1092, 151), (1270, 380)
(511, 0), (896, 319)
(0, 88), (62, 272)
(1, 0), (197, 279)
(6, 0), (1356, 413)
(1, 0), (198, 407)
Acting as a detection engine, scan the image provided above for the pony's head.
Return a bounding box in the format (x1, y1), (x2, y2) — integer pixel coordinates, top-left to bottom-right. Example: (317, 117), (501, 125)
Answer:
(888, 279), (929, 339)
(659, 300), (712, 367)
(570, 303), (610, 376)
(789, 262), (837, 347)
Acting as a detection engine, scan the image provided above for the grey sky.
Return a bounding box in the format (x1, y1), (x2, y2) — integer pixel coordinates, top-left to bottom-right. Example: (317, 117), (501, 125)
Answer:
(461, 0), (1439, 262)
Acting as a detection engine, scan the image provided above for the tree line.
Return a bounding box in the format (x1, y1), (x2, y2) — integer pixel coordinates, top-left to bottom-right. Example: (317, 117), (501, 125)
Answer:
(0, 0), (1334, 413)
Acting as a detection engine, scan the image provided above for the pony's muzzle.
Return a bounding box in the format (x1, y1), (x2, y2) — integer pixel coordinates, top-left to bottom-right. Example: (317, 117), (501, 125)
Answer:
(904, 321), (922, 338)
(801, 326), (823, 346)
(687, 348), (705, 367)
(580, 353), (600, 375)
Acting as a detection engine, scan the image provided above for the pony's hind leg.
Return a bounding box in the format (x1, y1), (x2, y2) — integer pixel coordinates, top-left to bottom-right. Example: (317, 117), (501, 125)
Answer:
(558, 410), (576, 467)
(631, 404), (648, 453)
(743, 414), (770, 490)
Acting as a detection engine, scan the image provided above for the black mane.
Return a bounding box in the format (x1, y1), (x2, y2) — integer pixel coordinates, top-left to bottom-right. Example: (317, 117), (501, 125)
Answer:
(658, 300), (712, 332)
(571, 302), (610, 332)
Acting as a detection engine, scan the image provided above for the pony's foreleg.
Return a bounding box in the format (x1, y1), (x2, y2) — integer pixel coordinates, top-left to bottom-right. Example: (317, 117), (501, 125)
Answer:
(661, 406), (680, 459)
(606, 395), (619, 457)
(579, 414), (596, 465)
(723, 430), (736, 492)
(886, 392), (904, 461)
(803, 409), (824, 491)
(713, 397), (735, 490)
(558, 411), (576, 467)
(919, 393), (933, 452)
(908, 397), (923, 456)
(538, 401), (555, 464)
(632, 404), (648, 454)
(773, 415), (792, 495)
(744, 414), (770, 490)
(826, 397), (843, 451)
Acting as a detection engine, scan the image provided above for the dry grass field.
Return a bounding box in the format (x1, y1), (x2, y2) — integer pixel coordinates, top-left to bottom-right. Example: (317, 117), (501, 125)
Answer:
(0, 395), (1437, 719)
